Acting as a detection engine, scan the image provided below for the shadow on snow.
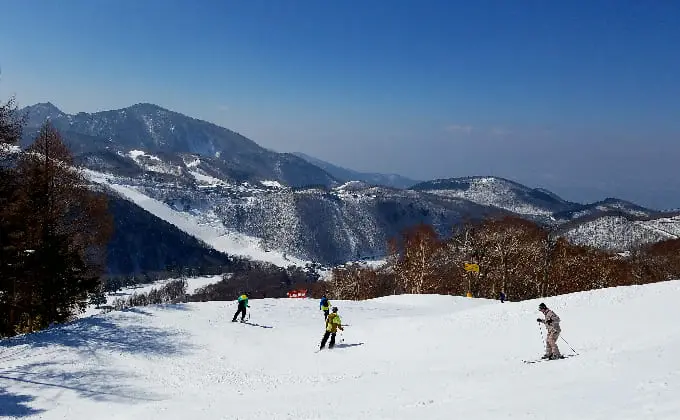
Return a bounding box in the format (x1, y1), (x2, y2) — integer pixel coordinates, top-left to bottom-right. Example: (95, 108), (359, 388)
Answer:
(0, 387), (44, 418)
(1, 312), (191, 356)
(334, 342), (365, 349)
(241, 321), (274, 329)
(0, 308), (194, 415)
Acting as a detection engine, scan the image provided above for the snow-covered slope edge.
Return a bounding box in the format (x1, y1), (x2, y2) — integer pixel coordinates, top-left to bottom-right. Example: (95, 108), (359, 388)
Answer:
(561, 215), (680, 251)
(79, 275), (225, 318)
(2, 280), (678, 419)
(410, 176), (576, 218)
(84, 169), (309, 267)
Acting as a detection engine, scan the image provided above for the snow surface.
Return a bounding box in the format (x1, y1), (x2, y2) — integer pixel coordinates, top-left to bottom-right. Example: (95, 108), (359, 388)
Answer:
(183, 157), (201, 168)
(260, 180), (284, 189)
(0, 144), (21, 156)
(128, 150), (160, 161)
(189, 170), (229, 187)
(83, 169), (310, 268)
(2, 281), (679, 419)
(127, 150), (182, 175)
(79, 275), (224, 318)
(641, 215), (680, 238)
(423, 177), (554, 216)
(564, 215), (680, 250)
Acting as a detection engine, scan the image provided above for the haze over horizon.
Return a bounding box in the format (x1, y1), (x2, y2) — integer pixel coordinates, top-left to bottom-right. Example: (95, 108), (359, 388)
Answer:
(1, 0), (679, 209)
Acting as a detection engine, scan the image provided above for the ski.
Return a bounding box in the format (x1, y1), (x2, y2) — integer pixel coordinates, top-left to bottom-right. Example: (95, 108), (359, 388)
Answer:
(523, 354), (576, 364)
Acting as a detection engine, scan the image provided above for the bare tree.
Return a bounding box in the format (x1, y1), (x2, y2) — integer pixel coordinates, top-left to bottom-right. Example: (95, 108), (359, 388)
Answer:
(390, 224), (446, 294)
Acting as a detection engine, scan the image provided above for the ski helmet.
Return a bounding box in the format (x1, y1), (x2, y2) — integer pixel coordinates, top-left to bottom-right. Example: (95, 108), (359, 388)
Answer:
(538, 303), (547, 310)
(332, 307), (338, 313)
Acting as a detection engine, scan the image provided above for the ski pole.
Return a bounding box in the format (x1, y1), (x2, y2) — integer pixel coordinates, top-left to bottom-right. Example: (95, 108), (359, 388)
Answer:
(560, 335), (578, 355)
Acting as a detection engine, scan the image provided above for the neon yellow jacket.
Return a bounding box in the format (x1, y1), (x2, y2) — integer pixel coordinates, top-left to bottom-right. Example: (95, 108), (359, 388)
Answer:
(325, 313), (343, 333)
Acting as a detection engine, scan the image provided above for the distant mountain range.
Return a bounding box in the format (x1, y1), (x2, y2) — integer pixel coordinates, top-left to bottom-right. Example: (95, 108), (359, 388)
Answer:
(410, 177), (573, 217)
(17, 102), (680, 271)
(21, 102), (337, 188)
(292, 152), (419, 189)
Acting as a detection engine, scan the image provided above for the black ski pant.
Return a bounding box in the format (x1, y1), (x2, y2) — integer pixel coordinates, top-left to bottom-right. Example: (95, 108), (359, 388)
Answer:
(320, 331), (336, 349)
(323, 309), (329, 320)
(232, 303), (246, 322)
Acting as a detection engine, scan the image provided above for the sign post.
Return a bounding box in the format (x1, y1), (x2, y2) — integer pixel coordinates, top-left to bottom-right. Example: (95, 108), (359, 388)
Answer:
(464, 263), (480, 297)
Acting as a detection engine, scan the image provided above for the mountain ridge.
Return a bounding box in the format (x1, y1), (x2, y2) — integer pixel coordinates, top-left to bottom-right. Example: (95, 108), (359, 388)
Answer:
(17, 101), (680, 265)
(20, 102), (340, 189)
(292, 151), (420, 189)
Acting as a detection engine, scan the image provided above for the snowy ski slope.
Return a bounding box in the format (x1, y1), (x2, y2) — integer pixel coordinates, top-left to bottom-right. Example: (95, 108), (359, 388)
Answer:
(83, 169), (310, 268)
(1, 281), (679, 419)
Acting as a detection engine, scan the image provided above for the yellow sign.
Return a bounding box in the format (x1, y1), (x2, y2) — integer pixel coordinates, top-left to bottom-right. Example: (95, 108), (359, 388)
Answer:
(464, 263), (480, 272)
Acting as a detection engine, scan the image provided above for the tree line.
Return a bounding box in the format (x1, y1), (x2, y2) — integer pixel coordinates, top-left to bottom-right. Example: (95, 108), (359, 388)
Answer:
(324, 216), (680, 301)
(0, 97), (113, 336)
(189, 260), (320, 302)
(108, 278), (189, 312)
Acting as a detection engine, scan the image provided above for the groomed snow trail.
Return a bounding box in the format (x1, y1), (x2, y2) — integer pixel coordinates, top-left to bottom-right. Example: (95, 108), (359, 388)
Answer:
(2, 282), (680, 419)
(82, 169), (310, 268)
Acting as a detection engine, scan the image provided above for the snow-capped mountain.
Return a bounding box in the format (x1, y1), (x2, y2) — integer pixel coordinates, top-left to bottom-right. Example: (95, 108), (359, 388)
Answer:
(553, 197), (663, 222)
(408, 177), (680, 251)
(18, 103), (510, 265)
(559, 215), (680, 251)
(292, 151), (420, 189)
(18, 102), (680, 266)
(409, 176), (578, 219)
(84, 168), (505, 266)
(20, 103), (338, 188)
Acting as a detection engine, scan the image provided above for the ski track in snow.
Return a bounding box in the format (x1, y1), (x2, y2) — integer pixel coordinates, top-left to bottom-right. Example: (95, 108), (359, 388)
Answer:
(1, 281), (679, 419)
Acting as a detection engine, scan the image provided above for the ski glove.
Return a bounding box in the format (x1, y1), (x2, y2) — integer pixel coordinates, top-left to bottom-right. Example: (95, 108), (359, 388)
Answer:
(536, 318), (543, 323)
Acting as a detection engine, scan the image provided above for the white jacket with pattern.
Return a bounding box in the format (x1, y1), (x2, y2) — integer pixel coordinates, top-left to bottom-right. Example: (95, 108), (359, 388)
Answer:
(542, 309), (561, 332)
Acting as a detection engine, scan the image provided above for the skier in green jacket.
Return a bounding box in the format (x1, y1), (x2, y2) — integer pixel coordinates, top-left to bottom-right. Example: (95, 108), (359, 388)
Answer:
(232, 294), (249, 322)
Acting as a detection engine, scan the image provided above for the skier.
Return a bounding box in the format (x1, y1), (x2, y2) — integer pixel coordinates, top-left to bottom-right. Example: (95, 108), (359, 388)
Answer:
(499, 291), (506, 303)
(319, 307), (343, 350)
(232, 293), (249, 322)
(536, 302), (563, 359)
(319, 294), (331, 319)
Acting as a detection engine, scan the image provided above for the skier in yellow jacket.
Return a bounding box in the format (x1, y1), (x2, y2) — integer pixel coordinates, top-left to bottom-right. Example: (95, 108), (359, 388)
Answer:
(319, 307), (343, 350)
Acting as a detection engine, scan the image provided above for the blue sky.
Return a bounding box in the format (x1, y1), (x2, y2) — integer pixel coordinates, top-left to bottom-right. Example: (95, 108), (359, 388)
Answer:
(1, 0), (679, 208)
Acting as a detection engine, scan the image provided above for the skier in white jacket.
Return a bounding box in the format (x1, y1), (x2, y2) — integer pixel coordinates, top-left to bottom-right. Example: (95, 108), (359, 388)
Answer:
(537, 302), (563, 359)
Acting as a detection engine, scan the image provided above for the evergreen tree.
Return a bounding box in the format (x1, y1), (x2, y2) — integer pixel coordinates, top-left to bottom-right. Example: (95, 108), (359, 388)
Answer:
(9, 121), (113, 331)
(0, 96), (28, 335)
